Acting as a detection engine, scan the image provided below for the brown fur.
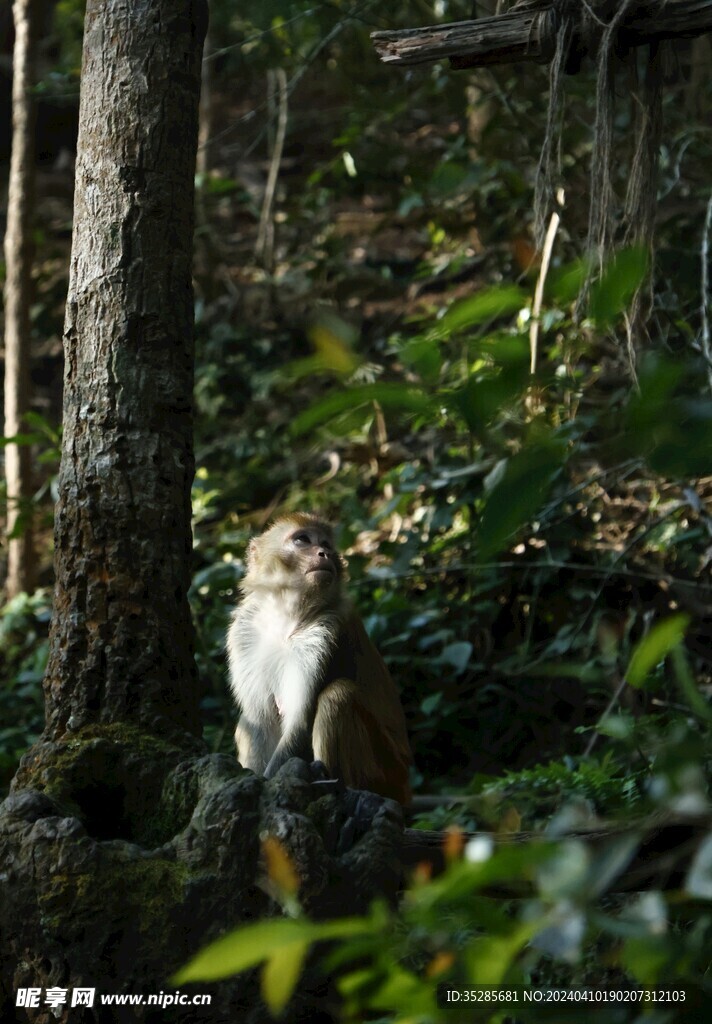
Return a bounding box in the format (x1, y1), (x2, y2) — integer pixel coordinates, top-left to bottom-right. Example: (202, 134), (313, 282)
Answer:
(314, 613), (411, 803)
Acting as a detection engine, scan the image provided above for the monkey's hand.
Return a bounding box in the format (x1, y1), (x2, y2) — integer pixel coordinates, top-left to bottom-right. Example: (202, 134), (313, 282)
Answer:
(264, 732), (313, 779)
(264, 700), (317, 779)
(309, 759), (331, 781)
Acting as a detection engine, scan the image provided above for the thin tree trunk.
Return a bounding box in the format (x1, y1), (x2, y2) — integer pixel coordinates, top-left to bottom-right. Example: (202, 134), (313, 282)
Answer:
(43, 0), (206, 739)
(195, 0), (213, 225)
(3, 0), (37, 599)
(197, 22), (213, 180)
(255, 67), (288, 271)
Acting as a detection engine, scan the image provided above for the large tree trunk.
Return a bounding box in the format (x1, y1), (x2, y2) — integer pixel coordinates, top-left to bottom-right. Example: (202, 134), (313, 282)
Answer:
(1, 4), (403, 1020)
(3, 0), (37, 599)
(43, 0), (202, 741)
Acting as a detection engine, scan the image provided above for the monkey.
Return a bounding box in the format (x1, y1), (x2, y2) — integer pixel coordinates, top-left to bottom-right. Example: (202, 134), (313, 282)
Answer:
(226, 513), (412, 804)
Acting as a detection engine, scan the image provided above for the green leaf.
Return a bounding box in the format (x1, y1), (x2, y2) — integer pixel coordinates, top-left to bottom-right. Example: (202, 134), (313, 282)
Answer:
(623, 356), (712, 477)
(201, 175), (245, 196)
(686, 833), (712, 899)
(473, 332), (530, 366)
(466, 923), (538, 984)
(0, 433), (44, 447)
(450, 360), (529, 434)
(262, 940), (308, 1016)
(438, 641), (473, 674)
(399, 336), (442, 383)
(173, 920), (309, 983)
(280, 354), (333, 383)
(308, 314), (360, 374)
(620, 934), (670, 986)
(671, 645), (712, 723)
(172, 916), (371, 984)
(22, 410), (61, 442)
(547, 257), (589, 305)
(596, 713), (635, 739)
(360, 966), (433, 1016)
(626, 614), (689, 689)
(589, 247), (648, 326)
(429, 160), (472, 196)
(535, 661), (602, 684)
(291, 383), (432, 436)
(420, 692), (443, 715)
(441, 285), (526, 336)
(7, 508), (33, 540)
(477, 439), (566, 560)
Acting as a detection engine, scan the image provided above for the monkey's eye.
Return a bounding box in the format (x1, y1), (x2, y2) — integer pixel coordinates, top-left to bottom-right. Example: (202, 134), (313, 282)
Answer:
(292, 532), (311, 545)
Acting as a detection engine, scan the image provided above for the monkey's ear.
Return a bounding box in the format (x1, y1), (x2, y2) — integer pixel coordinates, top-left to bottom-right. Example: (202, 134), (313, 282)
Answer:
(248, 537), (261, 565)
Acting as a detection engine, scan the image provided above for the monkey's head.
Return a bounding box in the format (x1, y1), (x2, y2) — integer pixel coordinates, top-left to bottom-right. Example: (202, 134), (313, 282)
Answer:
(242, 513), (344, 598)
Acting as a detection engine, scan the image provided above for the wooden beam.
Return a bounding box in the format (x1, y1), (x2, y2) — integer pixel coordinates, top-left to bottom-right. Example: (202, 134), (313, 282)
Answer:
(371, 1), (712, 69)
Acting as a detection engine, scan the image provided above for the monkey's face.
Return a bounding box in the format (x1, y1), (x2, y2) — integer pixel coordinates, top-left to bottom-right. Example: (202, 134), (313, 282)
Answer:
(287, 525), (342, 590)
(242, 517), (344, 597)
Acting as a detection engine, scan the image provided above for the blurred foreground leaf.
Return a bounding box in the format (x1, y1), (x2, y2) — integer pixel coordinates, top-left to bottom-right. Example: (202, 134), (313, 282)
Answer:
(308, 314), (360, 374)
(626, 614), (689, 689)
(173, 909), (379, 1015)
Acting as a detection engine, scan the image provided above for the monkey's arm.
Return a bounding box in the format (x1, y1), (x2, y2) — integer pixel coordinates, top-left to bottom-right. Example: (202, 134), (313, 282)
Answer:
(263, 685), (319, 779)
(263, 726), (313, 778)
(236, 713), (281, 774)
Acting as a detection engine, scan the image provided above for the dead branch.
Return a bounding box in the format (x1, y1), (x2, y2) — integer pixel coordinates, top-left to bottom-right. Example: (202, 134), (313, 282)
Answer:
(372, 2), (712, 69)
(372, 10), (555, 68)
(401, 812), (711, 894)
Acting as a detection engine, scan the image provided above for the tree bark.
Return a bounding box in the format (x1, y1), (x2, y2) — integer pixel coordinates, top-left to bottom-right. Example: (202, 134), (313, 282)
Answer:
(3, 0), (37, 599)
(44, 0), (205, 740)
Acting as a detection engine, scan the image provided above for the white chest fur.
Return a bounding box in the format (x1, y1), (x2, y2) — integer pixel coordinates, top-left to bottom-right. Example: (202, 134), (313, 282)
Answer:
(228, 592), (336, 728)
